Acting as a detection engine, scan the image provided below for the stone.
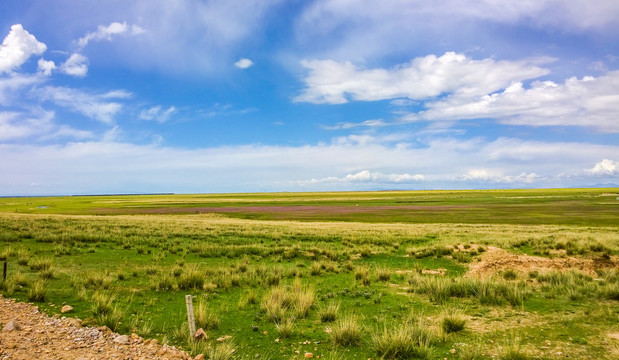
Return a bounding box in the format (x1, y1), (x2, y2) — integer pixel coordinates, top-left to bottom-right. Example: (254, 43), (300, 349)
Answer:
(194, 328), (207, 341)
(113, 335), (130, 345)
(61, 305), (73, 313)
(194, 355), (205, 360)
(304, 352), (314, 358)
(2, 320), (21, 332)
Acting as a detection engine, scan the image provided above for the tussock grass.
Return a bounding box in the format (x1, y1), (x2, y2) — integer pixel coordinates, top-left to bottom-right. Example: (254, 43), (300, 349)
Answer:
(194, 300), (220, 330)
(177, 265), (204, 290)
(274, 316), (295, 338)
(261, 279), (314, 323)
(371, 321), (432, 359)
(318, 301), (340, 323)
(27, 279), (47, 302)
(441, 310), (466, 334)
(205, 340), (236, 360)
(329, 315), (363, 347)
(28, 257), (53, 271)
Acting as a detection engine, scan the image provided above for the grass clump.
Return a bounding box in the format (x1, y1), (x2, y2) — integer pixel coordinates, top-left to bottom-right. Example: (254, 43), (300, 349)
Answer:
(205, 340), (236, 360)
(177, 265), (204, 290)
(28, 257), (53, 271)
(318, 301), (340, 323)
(194, 300), (220, 330)
(371, 321), (432, 359)
(274, 316), (295, 338)
(27, 279), (47, 302)
(261, 279), (314, 323)
(441, 310), (466, 334)
(329, 315), (363, 347)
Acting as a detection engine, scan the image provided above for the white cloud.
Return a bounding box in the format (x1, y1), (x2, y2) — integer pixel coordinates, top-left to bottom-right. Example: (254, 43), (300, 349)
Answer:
(405, 71), (619, 133)
(60, 53), (88, 77)
(321, 119), (387, 130)
(304, 170), (425, 185)
(294, 0), (619, 61)
(0, 24), (47, 74)
(0, 73), (42, 106)
(294, 52), (550, 104)
(37, 58), (56, 76)
(77, 22), (145, 49)
(2, 135), (617, 194)
(234, 58), (254, 69)
(139, 105), (176, 123)
(460, 169), (539, 183)
(35, 86), (125, 124)
(587, 159), (618, 176)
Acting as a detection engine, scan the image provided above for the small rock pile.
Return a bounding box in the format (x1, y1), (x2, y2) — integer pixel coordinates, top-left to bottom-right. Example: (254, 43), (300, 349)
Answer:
(0, 295), (198, 360)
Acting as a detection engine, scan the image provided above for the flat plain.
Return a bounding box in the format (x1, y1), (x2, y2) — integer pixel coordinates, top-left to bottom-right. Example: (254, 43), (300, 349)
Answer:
(1, 188), (618, 359)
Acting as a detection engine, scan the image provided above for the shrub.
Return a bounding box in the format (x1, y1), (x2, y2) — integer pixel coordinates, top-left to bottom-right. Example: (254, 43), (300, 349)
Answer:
(329, 316), (363, 347)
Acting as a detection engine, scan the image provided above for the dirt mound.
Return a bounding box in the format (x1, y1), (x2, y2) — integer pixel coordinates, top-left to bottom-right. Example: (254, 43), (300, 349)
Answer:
(0, 295), (196, 360)
(467, 246), (618, 277)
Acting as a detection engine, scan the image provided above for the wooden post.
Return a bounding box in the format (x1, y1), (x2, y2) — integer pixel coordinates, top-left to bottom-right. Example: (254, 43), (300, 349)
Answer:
(185, 295), (196, 337)
(2, 262), (6, 282)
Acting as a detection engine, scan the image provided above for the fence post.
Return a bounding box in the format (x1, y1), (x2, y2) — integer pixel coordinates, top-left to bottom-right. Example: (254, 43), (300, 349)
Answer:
(185, 295), (196, 337)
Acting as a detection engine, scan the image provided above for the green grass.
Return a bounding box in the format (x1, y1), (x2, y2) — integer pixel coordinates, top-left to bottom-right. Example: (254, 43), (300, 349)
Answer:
(0, 189), (617, 359)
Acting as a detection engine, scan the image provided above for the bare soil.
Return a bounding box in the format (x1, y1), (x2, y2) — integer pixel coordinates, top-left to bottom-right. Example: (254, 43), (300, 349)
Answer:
(467, 246), (619, 277)
(0, 296), (196, 360)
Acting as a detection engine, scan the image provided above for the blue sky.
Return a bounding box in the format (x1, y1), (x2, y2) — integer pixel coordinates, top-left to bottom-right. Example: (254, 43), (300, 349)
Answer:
(1, 0), (618, 195)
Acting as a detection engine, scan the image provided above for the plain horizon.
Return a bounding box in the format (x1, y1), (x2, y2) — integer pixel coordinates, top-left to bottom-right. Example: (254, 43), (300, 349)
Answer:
(1, 1), (618, 195)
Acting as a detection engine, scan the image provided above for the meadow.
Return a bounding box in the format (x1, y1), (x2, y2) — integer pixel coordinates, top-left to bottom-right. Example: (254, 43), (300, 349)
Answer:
(0, 188), (618, 359)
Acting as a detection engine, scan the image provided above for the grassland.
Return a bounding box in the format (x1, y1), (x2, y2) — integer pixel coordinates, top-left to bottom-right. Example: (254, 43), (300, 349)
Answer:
(0, 188), (618, 359)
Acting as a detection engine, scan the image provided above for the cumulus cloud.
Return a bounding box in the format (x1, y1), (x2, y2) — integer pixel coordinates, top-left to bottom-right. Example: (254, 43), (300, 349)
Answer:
(405, 71), (619, 133)
(139, 105), (176, 123)
(234, 58), (254, 69)
(60, 53), (88, 77)
(0, 24), (47, 74)
(304, 170), (425, 185)
(37, 58), (56, 76)
(460, 169), (539, 183)
(35, 86), (126, 123)
(587, 159), (618, 176)
(77, 22), (145, 49)
(294, 52), (550, 104)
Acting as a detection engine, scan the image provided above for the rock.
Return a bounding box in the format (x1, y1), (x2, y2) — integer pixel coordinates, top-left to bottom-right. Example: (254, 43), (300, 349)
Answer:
(195, 355), (205, 360)
(113, 335), (130, 345)
(194, 328), (207, 341)
(216, 335), (232, 342)
(2, 320), (21, 332)
(61, 305), (73, 313)
(304, 352), (314, 358)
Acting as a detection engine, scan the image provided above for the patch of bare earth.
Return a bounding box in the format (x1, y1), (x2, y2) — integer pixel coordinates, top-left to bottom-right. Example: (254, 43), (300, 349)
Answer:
(466, 246), (619, 277)
(0, 296), (196, 360)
